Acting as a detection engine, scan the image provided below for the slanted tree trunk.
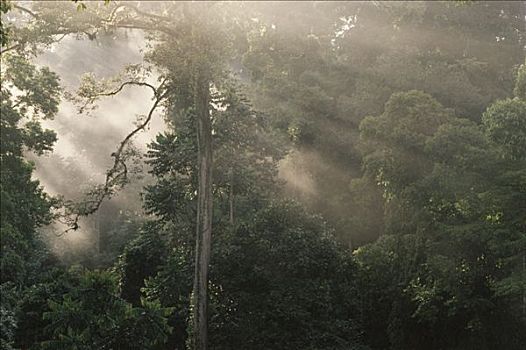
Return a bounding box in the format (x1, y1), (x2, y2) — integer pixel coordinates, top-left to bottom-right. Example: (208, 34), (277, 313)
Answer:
(192, 73), (213, 350)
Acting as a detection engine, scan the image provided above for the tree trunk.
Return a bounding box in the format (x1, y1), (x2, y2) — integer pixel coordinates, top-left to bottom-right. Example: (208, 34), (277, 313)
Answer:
(96, 210), (101, 255)
(229, 167), (234, 227)
(192, 74), (213, 350)
(522, 0), (526, 325)
(523, 251), (525, 322)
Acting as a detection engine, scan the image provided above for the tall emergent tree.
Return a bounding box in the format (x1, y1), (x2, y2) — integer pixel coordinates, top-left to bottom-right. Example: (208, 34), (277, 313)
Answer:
(3, 2), (254, 348)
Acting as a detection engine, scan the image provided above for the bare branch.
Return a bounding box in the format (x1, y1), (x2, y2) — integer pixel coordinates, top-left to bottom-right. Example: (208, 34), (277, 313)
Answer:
(0, 44), (21, 55)
(12, 4), (40, 19)
(97, 80), (158, 97)
(103, 3), (171, 24)
(62, 81), (169, 232)
(111, 21), (176, 36)
(69, 75), (161, 114)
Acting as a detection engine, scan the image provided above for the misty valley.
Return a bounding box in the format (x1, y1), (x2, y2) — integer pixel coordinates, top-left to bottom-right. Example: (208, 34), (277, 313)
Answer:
(0, 1), (525, 349)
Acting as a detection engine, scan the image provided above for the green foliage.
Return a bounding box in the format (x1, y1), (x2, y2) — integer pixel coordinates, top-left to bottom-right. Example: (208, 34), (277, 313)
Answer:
(1, 306), (16, 350)
(482, 98), (526, 161)
(144, 84), (284, 237)
(353, 234), (424, 349)
(0, 32), (63, 349)
(35, 268), (171, 350)
(357, 91), (453, 237)
(115, 223), (169, 306)
(0, 0), (11, 48)
(1, 53), (60, 285)
(241, 1), (524, 247)
(3, 55), (61, 117)
(140, 201), (365, 349)
(354, 79), (526, 348)
(142, 249), (193, 350)
(209, 201), (364, 349)
(1, 3), (525, 350)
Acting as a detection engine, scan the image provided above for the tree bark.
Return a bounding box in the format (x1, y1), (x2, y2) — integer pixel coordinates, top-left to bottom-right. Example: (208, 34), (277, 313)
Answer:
(523, 251), (525, 322)
(192, 74), (213, 350)
(229, 167), (234, 227)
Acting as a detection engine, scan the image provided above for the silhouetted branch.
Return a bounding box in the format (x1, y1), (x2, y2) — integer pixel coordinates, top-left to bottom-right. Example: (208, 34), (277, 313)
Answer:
(98, 81), (158, 96)
(61, 79), (169, 232)
(0, 44), (20, 55)
(72, 78), (161, 114)
(12, 4), (40, 19)
(104, 3), (171, 24)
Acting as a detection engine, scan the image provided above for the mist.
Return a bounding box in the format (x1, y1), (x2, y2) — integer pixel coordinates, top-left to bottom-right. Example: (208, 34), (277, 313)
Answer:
(18, 0), (523, 259)
(1, 2), (524, 349)
(30, 29), (165, 264)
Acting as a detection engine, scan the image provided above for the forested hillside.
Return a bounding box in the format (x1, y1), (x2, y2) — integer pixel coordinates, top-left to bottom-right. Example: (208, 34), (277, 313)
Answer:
(1, 1), (524, 349)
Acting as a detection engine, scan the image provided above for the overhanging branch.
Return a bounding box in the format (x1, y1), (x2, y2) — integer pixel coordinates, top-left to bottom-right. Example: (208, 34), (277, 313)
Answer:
(61, 79), (169, 232)
(99, 81), (158, 97)
(104, 3), (172, 24)
(12, 4), (40, 19)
